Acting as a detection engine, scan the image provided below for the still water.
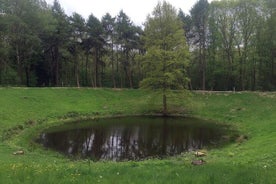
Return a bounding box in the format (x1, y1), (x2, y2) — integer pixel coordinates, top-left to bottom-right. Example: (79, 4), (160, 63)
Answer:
(37, 116), (232, 161)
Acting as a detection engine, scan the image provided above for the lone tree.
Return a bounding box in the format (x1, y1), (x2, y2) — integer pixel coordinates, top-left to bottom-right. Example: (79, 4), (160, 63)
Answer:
(140, 1), (190, 115)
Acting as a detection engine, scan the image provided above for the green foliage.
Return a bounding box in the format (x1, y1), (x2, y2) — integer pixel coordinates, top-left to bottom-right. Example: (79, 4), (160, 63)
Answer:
(0, 0), (275, 90)
(114, 10), (143, 88)
(140, 1), (190, 114)
(0, 66), (20, 85)
(141, 2), (190, 89)
(189, 0), (209, 90)
(189, 0), (276, 91)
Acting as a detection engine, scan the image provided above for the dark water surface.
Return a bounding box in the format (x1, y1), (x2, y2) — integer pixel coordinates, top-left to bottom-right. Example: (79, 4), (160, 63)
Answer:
(37, 116), (232, 161)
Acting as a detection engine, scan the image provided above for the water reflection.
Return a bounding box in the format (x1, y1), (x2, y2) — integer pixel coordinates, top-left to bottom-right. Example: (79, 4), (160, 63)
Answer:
(37, 116), (229, 161)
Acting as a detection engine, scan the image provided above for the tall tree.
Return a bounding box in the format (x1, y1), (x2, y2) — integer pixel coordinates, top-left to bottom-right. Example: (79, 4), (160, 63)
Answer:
(236, 0), (259, 90)
(209, 0), (238, 90)
(1, 0), (50, 86)
(86, 14), (104, 87)
(255, 0), (276, 90)
(69, 12), (85, 87)
(102, 13), (116, 88)
(115, 10), (140, 88)
(190, 0), (209, 90)
(140, 1), (190, 115)
(48, 0), (70, 86)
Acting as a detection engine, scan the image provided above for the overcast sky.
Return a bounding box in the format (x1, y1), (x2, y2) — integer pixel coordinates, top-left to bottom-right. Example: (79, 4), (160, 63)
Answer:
(45, 0), (213, 25)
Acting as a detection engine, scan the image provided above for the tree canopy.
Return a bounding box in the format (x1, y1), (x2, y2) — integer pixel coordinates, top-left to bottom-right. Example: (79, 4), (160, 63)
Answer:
(140, 1), (190, 114)
(0, 0), (275, 90)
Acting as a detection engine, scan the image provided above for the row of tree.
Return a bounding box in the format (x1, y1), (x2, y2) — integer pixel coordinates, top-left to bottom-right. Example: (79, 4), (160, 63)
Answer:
(185, 0), (276, 90)
(0, 0), (275, 90)
(0, 0), (144, 88)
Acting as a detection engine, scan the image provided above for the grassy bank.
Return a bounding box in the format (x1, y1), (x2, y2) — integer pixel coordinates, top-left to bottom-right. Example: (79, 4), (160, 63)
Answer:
(0, 88), (275, 183)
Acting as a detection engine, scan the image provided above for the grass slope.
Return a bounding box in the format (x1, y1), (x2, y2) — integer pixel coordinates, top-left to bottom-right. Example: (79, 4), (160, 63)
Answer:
(0, 88), (275, 183)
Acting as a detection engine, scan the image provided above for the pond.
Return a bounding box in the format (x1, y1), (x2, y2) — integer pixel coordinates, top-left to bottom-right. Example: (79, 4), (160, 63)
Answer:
(36, 116), (233, 161)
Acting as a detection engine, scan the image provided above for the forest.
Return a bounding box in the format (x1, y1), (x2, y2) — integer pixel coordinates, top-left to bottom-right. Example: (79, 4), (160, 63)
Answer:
(0, 0), (275, 90)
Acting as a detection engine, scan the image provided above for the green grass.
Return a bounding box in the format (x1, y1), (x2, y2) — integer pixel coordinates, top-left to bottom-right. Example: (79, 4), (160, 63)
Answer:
(0, 88), (275, 183)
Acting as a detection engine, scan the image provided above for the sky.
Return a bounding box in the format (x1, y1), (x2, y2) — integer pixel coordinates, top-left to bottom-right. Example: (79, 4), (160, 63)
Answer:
(45, 0), (213, 25)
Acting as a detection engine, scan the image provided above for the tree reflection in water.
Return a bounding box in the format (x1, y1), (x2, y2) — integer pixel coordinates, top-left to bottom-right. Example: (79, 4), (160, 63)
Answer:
(38, 116), (229, 161)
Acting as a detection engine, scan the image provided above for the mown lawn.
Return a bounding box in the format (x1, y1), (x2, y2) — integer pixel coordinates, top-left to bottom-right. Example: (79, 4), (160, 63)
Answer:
(0, 88), (275, 183)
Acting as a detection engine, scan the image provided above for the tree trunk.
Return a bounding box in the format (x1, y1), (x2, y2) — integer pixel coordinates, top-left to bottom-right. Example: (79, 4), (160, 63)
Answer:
(25, 66), (30, 87)
(126, 52), (133, 88)
(202, 60), (206, 91)
(85, 52), (89, 86)
(55, 48), (59, 87)
(16, 45), (23, 85)
(76, 61), (80, 88)
(94, 48), (98, 88)
(111, 41), (116, 88)
(51, 46), (59, 87)
(200, 46), (206, 91)
(163, 93), (167, 116)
